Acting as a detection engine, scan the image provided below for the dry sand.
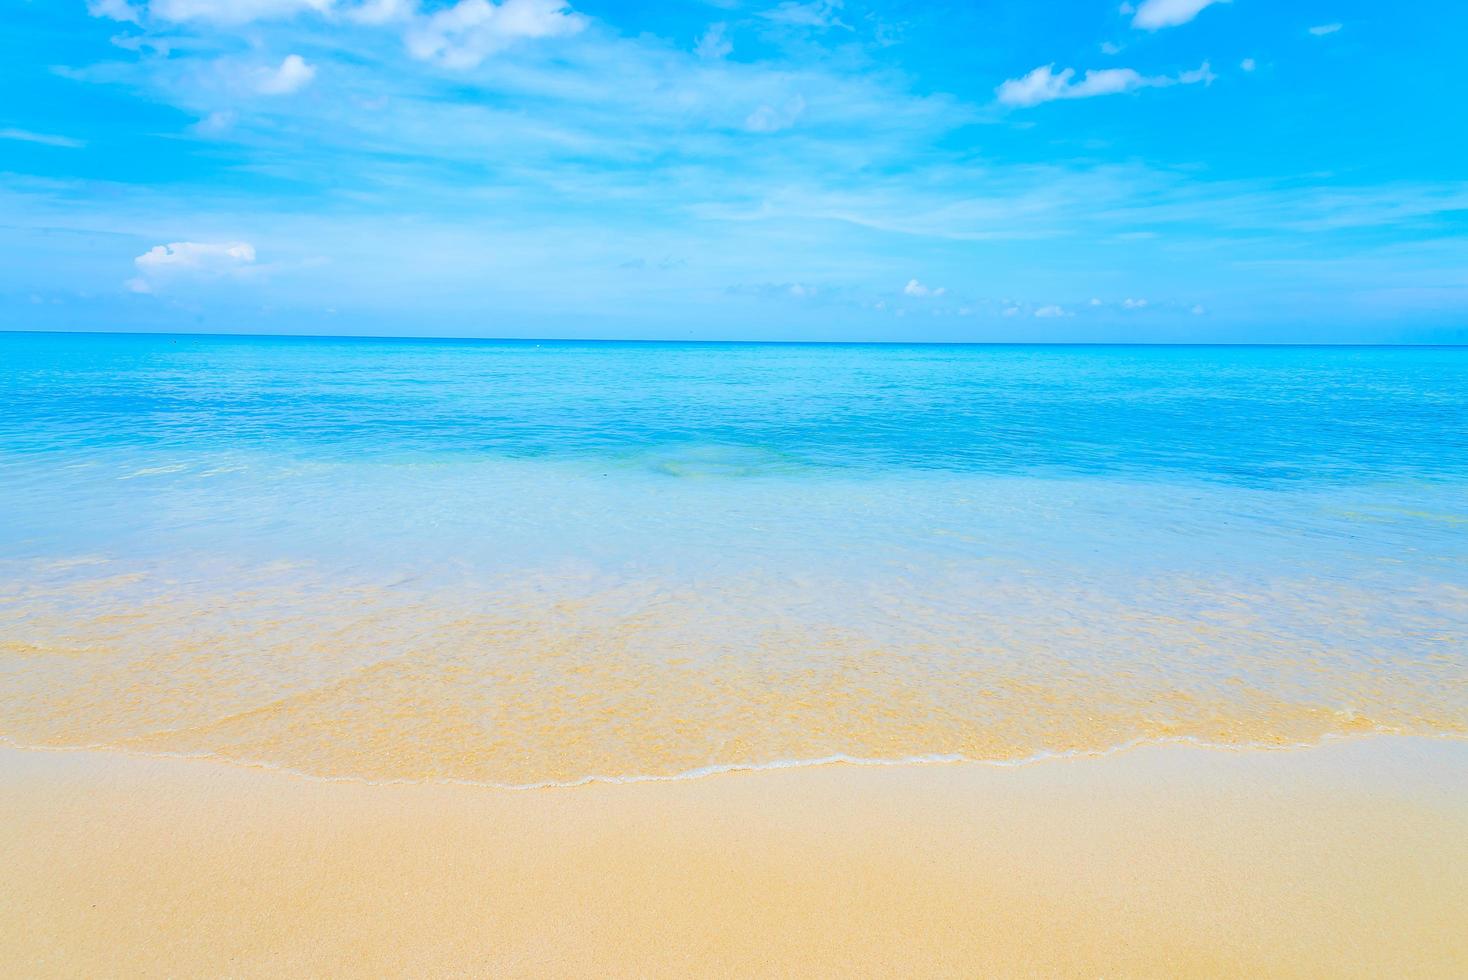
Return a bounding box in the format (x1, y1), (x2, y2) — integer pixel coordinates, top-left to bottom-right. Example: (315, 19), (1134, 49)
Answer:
(3, 736), (1466, 977)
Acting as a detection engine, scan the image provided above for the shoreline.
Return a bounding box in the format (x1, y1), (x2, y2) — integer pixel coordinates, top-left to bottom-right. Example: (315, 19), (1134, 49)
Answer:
(3, 727), (1462, 791)
(4, 734), (1466, 976)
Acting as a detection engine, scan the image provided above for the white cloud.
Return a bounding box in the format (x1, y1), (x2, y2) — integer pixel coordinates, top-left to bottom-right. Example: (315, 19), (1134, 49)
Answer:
(1191, 304), (1207, 315)
(0, 128), (86, 149)
(696, 22), (732, 59)
(1089, 297), (1103, 306)
(1100, 41), (1122, 55)
(903, 278), (945, 297)
(405, 0), (587, 69)
(1240, 57), (1256, 72)
(345, 0), (413, 23)
(145, 0), (333, 24)
(1131, 0), (1230, 31)
(86, 0), (142, 23)
(135, 240), (256, 270)
(126, 240), (257, 293)
(997, 62), (1213, 107)
(1309, 23), (1342, 36)
(744, 95), (806, 133)
(1034, 304), (1068, 318)
(256, 54), (316, 94)
(1122, 296), (1148, 308)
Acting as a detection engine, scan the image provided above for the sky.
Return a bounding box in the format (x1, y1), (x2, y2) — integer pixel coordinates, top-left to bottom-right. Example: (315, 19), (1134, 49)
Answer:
(2, 0), (1466, 342)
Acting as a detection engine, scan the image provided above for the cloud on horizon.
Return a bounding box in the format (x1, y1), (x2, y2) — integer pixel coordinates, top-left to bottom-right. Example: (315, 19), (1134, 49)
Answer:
(125, 241), (258, 293)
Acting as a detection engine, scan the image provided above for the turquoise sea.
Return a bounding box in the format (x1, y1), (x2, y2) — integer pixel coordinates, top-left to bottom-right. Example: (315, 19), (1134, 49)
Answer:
(1, 333), (1465, 785)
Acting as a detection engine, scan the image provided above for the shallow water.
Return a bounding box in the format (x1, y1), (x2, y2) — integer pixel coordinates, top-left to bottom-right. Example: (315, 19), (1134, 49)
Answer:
(1, 334), (1465, 783)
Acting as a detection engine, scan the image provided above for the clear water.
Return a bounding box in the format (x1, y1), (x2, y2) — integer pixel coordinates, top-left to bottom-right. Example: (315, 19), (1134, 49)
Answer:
(1, 333), (1465, 784)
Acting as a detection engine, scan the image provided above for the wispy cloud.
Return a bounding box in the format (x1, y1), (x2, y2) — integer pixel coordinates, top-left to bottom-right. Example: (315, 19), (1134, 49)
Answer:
(744, 95), (807, 133)
(730, 281), (833, 301)
(146, 0), (333, 25)
(997, 62), (1214, 107)
(0, 128), (87, 149)
(1308, 23), (1343, 36)
(695, 22), (732, 60)
(760, 0), (850, 30)
(90, 0), (588, 69)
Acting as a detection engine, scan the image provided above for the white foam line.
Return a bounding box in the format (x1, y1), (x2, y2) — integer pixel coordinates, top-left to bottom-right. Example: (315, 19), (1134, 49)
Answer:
(4, 728), (1461, 792)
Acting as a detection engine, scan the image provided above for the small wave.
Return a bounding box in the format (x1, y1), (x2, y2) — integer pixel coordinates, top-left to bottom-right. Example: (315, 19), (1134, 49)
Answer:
(118, 463), (190, 480)
(3, 728), (1453, 793)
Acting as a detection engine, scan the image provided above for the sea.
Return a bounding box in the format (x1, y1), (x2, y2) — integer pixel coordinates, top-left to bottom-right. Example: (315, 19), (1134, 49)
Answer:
(1, 333), (1464, 785)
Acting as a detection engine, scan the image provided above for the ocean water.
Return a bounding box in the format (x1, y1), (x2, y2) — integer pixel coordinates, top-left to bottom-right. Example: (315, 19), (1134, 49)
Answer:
(1, 333), (1465, 785)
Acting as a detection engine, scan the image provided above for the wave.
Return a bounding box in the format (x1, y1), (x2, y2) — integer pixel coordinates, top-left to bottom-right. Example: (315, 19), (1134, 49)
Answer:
(5, 727), (1458, 793)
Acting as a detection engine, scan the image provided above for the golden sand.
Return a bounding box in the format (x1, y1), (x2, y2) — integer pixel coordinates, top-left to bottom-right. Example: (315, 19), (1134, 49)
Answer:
(3, 736), (1466, 977)
(4, 559), (1464, 786)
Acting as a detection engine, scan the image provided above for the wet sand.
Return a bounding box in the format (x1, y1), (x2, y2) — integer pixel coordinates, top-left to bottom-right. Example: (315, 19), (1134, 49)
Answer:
(2, 736), (1466, 977)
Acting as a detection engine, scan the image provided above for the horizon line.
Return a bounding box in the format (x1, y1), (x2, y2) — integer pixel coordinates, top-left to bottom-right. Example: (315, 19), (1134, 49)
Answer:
(4, 328), (1467, 350)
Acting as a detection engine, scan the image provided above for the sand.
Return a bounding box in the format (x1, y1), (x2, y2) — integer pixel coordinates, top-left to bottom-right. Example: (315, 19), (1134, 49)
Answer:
(2, 736), (1466, 977)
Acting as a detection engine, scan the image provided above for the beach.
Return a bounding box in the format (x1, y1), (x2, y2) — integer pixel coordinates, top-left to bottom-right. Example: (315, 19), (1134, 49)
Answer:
(8, 0), (1468, 971)
(2, 336), (1465, 974)
(4, 736), (1466, 976)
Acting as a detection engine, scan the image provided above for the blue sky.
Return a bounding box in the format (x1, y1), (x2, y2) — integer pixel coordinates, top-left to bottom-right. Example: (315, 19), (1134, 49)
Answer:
(3, 0), (1465, 341)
